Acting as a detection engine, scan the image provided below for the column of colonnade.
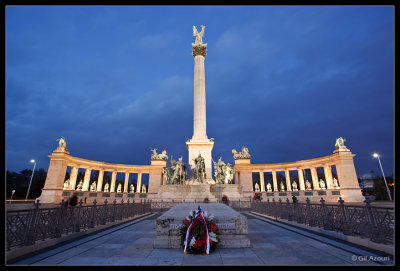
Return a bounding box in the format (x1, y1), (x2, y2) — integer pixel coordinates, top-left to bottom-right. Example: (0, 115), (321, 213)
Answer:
(64, 166), (146, 194)
(253, 165), (336, 192)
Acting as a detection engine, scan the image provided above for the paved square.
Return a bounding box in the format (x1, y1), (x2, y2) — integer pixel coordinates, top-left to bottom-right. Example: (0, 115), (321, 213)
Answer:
(11, 212), (392, 266)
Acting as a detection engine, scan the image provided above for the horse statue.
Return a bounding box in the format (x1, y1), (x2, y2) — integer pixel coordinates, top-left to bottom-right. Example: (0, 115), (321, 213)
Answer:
(172, 157), (187, 184)
(151, 148), (168, 160)
(232, 146), (251, 159)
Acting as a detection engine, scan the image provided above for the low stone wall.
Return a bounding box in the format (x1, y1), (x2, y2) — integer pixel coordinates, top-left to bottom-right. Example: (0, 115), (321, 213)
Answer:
(60, 190), (147, 204)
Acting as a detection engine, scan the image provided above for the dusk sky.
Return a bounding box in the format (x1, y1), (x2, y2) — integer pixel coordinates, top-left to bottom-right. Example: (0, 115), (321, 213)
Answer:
(6, 6), (394, 179)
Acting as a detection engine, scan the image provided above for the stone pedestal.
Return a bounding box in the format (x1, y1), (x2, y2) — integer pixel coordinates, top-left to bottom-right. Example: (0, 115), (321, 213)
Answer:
(186, 140), (214, 180)
(154, 203), (250, 249)
(184, 184), (217, 202)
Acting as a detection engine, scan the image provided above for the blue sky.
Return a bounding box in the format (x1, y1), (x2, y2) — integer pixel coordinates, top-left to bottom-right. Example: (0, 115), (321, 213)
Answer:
(6, 6), (394, 178)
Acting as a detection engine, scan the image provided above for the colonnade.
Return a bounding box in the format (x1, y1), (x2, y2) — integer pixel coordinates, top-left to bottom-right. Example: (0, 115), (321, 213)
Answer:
(65, 166), (145, 193)
(233, 145), (365, 202)
(254, 165), (338, 192)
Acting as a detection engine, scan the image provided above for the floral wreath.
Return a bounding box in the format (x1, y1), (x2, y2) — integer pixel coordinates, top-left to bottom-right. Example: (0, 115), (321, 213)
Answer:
(180, 206), (219, 255)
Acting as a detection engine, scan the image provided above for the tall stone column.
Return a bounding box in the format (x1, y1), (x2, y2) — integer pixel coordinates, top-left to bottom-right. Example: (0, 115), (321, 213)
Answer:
(69, 166), (79, 190)
(259, 171), (265, 192)
(83, 168), (92, 191)
(97, 170), (104, 192)
(137, 172), (143, 193)
(324, 165), (334, 189)
(272, 171), (278, 192)
(124, 172), (130, 193)
(285, 170), (292, 191)
(298, 169), (305, 191)
(310, 167), (320, 190)
(110, 171), (117, 193)
(186, 28), (214, 180)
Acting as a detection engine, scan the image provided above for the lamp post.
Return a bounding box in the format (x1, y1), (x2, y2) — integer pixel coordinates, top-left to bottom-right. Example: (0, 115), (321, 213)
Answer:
(10, 190), (15, 204)
(25, 159), (37, 201)
(373, 153), (392, 201)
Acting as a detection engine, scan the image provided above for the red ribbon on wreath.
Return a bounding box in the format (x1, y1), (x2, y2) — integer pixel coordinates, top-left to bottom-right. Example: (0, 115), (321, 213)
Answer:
(183, 206), (210, 255)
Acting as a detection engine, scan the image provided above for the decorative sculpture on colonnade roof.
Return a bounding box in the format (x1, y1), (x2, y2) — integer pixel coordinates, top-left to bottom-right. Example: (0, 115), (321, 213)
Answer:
(232, 146), (251, 159)
(55, 136), (68, 152)
(150, 148), (168, 160)
(335, 137), (347, 150)
(163, 156), (187, 184)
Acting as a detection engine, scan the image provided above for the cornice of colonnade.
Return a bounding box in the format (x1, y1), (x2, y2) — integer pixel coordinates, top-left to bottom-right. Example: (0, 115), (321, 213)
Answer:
(234, 150), (355, 172)
(48, 151), (164, 173)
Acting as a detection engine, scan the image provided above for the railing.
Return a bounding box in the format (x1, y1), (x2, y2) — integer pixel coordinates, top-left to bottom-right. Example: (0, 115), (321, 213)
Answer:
(251, 197), (394, 244)
(6, 199), (151, 250)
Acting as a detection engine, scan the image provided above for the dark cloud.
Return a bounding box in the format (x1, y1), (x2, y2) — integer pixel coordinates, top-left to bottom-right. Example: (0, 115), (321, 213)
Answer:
(6, 6), (394, 177)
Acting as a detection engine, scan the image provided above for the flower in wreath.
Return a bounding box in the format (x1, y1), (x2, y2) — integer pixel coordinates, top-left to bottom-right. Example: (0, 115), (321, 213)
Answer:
(180, 206), (219, 255)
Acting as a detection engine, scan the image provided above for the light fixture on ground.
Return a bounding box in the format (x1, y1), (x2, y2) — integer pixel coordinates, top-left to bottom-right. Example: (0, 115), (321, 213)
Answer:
(372, 153), (392, 201)
(25, 159), (37, 201)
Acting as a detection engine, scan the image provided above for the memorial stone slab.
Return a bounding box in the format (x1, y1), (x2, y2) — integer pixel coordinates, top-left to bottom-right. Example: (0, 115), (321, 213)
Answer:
(154, 203), (250, 249)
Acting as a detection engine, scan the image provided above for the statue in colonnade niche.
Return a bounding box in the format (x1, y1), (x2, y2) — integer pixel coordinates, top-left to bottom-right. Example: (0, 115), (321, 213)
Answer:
(292, 181), (298, 191)
(104, 182), (109, 192)
(130, 184), (135, 193)
(193, 153), (206, 183)
(266, 182), (272, 192)
(319, 179), (326, 189)
(305, 180), (312, 190)
(63, 179), (69, 190)
(142, 184), (147, 193)
(117, 183), (122, 193)
(254, 183), (260, 192)
(90, 182), (96, 191)
(333, 178), (340, 189)
(280, 181), (285, 191)
(76, 180), (83, 191)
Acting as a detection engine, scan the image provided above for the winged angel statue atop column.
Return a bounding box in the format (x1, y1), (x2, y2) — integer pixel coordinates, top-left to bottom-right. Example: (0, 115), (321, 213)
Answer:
(193, 25), (205, 44)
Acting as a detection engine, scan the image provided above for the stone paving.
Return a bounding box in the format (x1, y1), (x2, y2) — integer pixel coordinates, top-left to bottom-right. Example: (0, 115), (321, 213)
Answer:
(10, 212), (393, 266)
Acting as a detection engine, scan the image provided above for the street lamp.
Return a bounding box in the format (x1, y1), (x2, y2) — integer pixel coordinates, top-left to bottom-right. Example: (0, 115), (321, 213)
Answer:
(10, 190), (15, 204)
(372, 153), (392, 201)
(25, 159), (37, 201)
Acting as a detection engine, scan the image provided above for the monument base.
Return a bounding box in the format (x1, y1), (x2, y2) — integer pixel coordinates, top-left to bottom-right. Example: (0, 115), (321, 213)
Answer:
(154, 203), (250, 249)
(156, 184), (246, 202)
(184, 184), (217, 202)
